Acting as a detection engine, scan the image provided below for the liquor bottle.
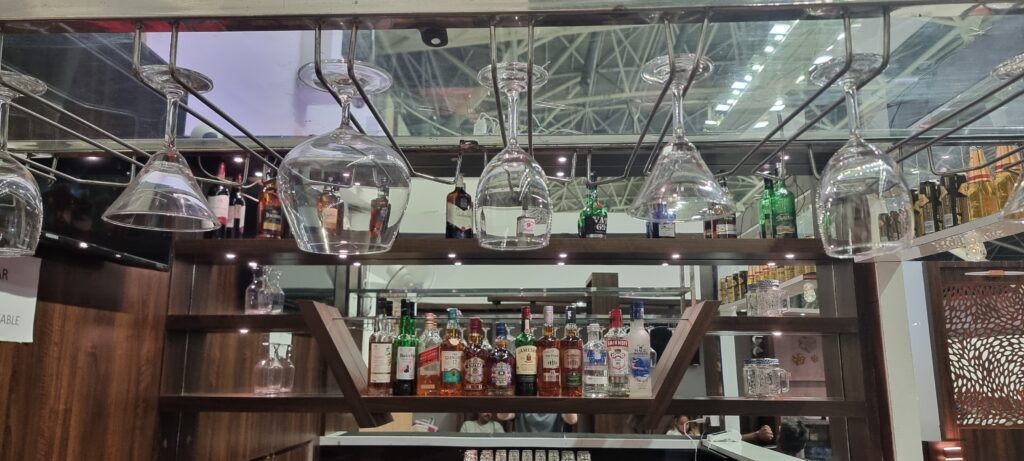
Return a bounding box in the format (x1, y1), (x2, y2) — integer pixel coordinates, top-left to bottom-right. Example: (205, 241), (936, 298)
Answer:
(645, 203), (676, 238)
(560, 306), (584, 397)
(393, 303), (418, 396)
(627, 302), (652, 398)
(963, 147), (999, 221)
(463, 317), (488, 396)
(369, 186), (392, 244)
(487, 322), (515, 396)
(605, 309), (629, 397)
(583, 323), (608, 398)
(953, 174), (970, 224)
(911, 189), (924, 238)
(416, 312), (442, 396)
(439, 308), (465, 396)
(772, 163), (798, 238)
(759, 178), (775, 239)
(715, 178), (738, 238)
(703, 218), (716, 239)
(516, 203), (536, 243)
(368, 314), (394, 396)
(994, 145), (1021, 209)
(577, 179), (608, 238)
(918, 181), (938, 235)
(257, 173), (286, 239)
(514, 306), (538, 396)
(940, 176), (963, 229)
(537, 305), (561, 396)
(206, 162), (230, 238)
(317, 176), (345, 238)
(446, 173), (474, 238)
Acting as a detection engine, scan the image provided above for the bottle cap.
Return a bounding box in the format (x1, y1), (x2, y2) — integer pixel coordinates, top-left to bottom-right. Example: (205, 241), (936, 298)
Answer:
(425, 312), (437, 328)
(544, 305), (554, 324)
(565, 306), (577, 325)
(630, 301), (644, 321)
(495, 322), (508, 337)
(470, 317), (482, 331)
(587, 323), (602, 333)
(609, 308), (622, 327)
(522, 306), (532, 319)
(447, 308), (458, 321)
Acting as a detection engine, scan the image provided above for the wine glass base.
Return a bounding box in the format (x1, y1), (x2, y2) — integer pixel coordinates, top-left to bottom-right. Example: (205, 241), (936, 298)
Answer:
(298, 59), (393, 94)
(0, 71), (47, 100)
(641, 54), (714, 86)
(993, 53), (1024, 81)
(295, 239), (394, 256)
(0, 247), (36, 257)
(825, 241), (908, 259)
(808, 53), (883, 88)
(478, 236), (549, 251)
(140, 65), (214, 95)
(476, 62), (549, 93)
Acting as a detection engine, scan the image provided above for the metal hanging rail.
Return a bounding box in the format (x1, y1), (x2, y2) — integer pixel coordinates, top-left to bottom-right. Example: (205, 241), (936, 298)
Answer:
(488, 24), (507, 148)
(312, 24), (365, 135)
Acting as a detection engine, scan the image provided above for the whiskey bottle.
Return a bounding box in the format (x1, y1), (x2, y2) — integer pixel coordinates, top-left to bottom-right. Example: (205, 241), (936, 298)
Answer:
(463, 317), (488, 396)
(317, 176), (345, 238)
(772, 163), (798, 238)
(416, 312), (442, 396)
(560, 306), (583, 397)
(228, 173), (246, 238)
(627, 302), (652, 398)
(645, 203), (676, 238)
(537, 305), (562, 397)
(911, 189), (924, 238)
(368, 314), (394, 396)
(446, 173), (474, 238)
(918, 181), (938, 235)
(487, 322), (515, 396)
(439, 308), (465, 396)
(605, 309), (629, 397)
(514, 306), (538, 396)
(369, 186), (392, 244)
(963, 147), (999, 221)
(257, 173), (286, 239)
(206, 162), (230, 238)
(392, 302), (418, 396)
(939, 176), (960, 230)
(578, 179), (608, 238)
(994, 145), (1021, 209)
(703, 218), (716, 239)
(759, 178), (775, 239)
(953, 174), (970, 225)
(715, 178), (738, 238)
(583, 323), (608, 398)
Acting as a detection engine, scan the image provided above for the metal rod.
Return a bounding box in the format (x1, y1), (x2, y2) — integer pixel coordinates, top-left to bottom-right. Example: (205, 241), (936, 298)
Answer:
(489, 24), (508, 146)
(8, 102), (145, 168)
(926, 144), (1024, 176)
(8, 155), (56, 181)
(345, 24), (454, 185)
(720, 12), (855, 178)
(167, 23), (285, 163)
(313, 24), (365, 135)
(527, 21), (535, 158)
(807, 145), (821, 179)
(644, 117), (672, 175)
(749, 8), (890, 174)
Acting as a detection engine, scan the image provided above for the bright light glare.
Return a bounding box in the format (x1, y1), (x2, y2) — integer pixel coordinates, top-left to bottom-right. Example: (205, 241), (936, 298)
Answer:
(715, 104), (732, 112)
(769, 24), (791, 34)
(770, 104), (786, 112)
(731, 81), (748, 89)
(764, 45), (776, 53)
(795, 75), (806, 83)
(813, 55), (833, 64)
(754, 121), (769, 128)
(744, 75), (753, 82)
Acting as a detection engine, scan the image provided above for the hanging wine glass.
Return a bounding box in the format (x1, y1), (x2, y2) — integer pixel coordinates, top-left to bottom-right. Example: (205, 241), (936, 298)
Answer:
(102, 66), (220, 231)
(995, 54), (1024, 222)
(278, 60), (411, 255)
(475, 62), (552, 250)
(0, 71), (45, 256)
(810, 54), (912, 258)
(628, 54), (736, 222)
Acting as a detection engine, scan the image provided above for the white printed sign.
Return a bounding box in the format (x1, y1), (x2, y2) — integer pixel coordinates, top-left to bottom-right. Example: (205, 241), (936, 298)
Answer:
(0, 257), (41, 343)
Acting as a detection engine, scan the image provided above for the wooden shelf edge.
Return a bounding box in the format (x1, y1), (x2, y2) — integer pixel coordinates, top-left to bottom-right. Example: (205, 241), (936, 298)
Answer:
(165, 314), (308, 332)
(708, 316), (858, 334)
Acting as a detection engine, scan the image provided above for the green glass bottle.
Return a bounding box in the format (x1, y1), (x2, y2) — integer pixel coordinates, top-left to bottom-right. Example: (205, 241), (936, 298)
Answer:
(578, 176), (608, 238)
(772, 163), (798, 239)
(392, 300), (419, 396)
(759, 178), (775, 239)
(514, 306), (538, 396)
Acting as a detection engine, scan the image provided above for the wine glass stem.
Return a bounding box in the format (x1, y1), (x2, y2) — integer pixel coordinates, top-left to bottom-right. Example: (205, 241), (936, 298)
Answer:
(843, 82), (863, 140)
(506, 89), (520, 147)
(671, 85), (687, 139)
(164, 91), (182, 150)
(338, 93), (353, 130)
(0, 98), (9, 152)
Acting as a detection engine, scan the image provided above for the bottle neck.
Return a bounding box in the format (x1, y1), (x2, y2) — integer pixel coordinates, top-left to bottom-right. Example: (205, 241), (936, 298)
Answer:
(469, 330), (482, 345)
(631, 319), (645, 330)
(564, 323), (578, 337)
(521, 318), (530, 334)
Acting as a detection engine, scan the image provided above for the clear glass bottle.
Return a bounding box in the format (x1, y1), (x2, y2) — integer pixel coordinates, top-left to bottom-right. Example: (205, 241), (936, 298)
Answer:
(759, 178), (775, 239)
(267, 266), (285, 313)
(463, 317), (488, 396)
(280, 344), (295, 393)
(439, 308), (465, 396)
(487, 322), (515, 396)
(627, 302), (653, 398)
(417, 312), (443, 396)
(368, 314), (394, 396)
(715, 178), (738, 238)
(583, 323), (608, 398)
(244, 266), (272, 314)
(560, 307), (584, 397)
(537, 305), (562, 396)
(605, 309), (629, 397)
(514, 306), (538, 396)
(253, 338), (276, 394)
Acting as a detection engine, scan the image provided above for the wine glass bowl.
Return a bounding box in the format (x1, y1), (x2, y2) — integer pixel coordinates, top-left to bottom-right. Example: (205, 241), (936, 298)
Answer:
(991, 53), (1024, 81)
(139, 65), (214, 94)
(809, 53), (884, 88)
(0, 71), (46, 256)
(279, 59), (411, 255)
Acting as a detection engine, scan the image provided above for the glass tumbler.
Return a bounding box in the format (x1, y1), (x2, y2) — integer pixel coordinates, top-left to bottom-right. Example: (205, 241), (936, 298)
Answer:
(742, 358), (791, 397)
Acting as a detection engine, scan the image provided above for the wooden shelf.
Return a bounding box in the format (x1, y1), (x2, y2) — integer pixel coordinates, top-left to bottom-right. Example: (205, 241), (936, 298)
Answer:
(707, 316), (858, 334)
(165, 314), (308, 332)
(160, 394), (864, 417)
(173, 235), (830, 266)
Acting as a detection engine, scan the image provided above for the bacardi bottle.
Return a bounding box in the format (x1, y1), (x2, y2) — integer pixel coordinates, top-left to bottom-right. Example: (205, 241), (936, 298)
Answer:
(439, 308), (465, 396)
(560, 306), (584, 397)
(583, 323), (608, 398)
(368, 314), (394, 396)
(514, 306), (538, 396)
(537, 305), (561, 396)
(392, 303), (418, 396)
(487, 322), (515, 396)
(605, 309), (629, 397)
(446, 173), (474, 238)
(627, 302), (652, 398)
(416, 312), (442, 396)
(463, 317), (488, 396)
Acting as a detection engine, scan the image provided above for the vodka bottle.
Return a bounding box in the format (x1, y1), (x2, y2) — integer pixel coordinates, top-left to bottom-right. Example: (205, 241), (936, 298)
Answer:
(605, 309), (629, 397)
(626, 302), (652, 398)
(583, 323), (608, 398)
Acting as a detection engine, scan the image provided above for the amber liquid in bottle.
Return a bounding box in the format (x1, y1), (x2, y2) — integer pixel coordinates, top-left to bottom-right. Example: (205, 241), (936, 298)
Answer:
(367, 314), (395, 396)
(537, 305), (561, 397)
(316, 176), (345, 237)
(416, 313), (442, 396)
(439, 309), (465, 396)
(257, 175), (286, 239)
(963, 147), (1000, 221)
(994, 145), (1021, 210)
(486, 322), (515, 396)
(560, 306), (584, 397)
(462, 318), (488, 396)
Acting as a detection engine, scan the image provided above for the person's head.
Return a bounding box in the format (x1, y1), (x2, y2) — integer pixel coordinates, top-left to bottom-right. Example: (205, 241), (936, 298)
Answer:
(776, 420), (809, 456)
(476, 413), (493, 424)
(675, 415), (696, 432)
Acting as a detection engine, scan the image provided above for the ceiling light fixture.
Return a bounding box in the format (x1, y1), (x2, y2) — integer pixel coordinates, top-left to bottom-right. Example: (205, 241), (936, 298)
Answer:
(671, 253), (680, 259)
(731, 81), (748, 90)
(785, 253), (795, 259)
(764, 45), (776, 53)
(558, 157), (567, 163)
(226, 253), (236, 260)
(715, 104), (732, 112)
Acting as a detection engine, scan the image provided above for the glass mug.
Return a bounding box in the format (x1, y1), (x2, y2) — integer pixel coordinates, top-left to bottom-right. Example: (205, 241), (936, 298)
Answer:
(742, 358), (791, 398)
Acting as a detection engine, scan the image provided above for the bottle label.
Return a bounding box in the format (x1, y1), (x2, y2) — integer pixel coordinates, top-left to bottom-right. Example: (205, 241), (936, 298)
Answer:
(542, 348), (561, 369)
(606, 338), (629, 377)
(774, 214), (796, 237)
(657, 222), (675, 238)
(321, 207), (339, 230)
(923, 219), (935, 234)
(369, 343), (393, 383)
(260, 208), (282, 232)
(630, 346), (652, 379)
(229, 204), (246, 229)
(515, 345), (538, 374)
(584, 375), (608, 385)
(490, 362), (512, 387)
(943, 213), (955, 229)
(465, 357), (486, 389)
(517, 217), (536, 236)
(418, 346), (440, 377)
(395, 346), (416, 380)
(563, 349), (582, 369)
(716, 221), (737, 237)
(441, 350), (463, 384)
(585, 350), (607, 367)
(447, 202), (474, 231)
(583, 215), (608, 237)
(209, 195), (230, 223)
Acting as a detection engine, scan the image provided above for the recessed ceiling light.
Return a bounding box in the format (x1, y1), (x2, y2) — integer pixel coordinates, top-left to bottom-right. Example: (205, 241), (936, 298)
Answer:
(248, 261), (258, 268)
(353, 262), (362, 267)
(85, 156), (100, 161)
(254, 171), (264, 177)
(785, 253), (795, 259)
(662, 262), (669, 266)
(339, 254), (348, 259)
(239, 328), (250, 335)
(226, 253), (237, 260)
(233, 156), (244, 163)
(783, 155), (790, 160)
(744, 75), (753, 82)
(559, 253), (568, 258)
(764, 45), (776, 53)
(454, 261), (463, 266)
(557, 262), (565, 266)
(556, 171), (565, 177)
(731, 82), (748, 90)
(772, 331), (783, 336)
(752, 64), (764, 71)
(767, 262), (777, 267)
(448, 253), (457, 258)
(671, 253), (681, 259)
(558, 157), (567, 163)
(78, 242), (88, 249)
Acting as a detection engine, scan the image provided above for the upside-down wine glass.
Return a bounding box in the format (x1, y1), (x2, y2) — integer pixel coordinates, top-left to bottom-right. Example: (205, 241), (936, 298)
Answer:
(475, 62), (553, 250)
(811, 53), (912, 258)
(102, 65), (220, 231)
(278, 60), (411, 255)
(628, 54), (735, 222)
(995, 54), (1024, 222)
(0, 71), (45, 256)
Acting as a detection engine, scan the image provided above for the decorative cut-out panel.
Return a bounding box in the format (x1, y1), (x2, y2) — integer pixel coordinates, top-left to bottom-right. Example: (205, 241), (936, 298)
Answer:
(943, 281), (1024, 427)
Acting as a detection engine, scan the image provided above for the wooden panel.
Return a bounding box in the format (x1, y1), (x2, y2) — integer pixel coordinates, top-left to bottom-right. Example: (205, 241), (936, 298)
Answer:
(166, 314), (308, 332)
(0, 254), (169, 461)
(850, 263), (894, 461)
(174, 235), (830, 266)
(961, 429), (1024, 461)
(924, 262), (960, 441)
(183, 333), (324, 394)
(191, 413), (318, 461)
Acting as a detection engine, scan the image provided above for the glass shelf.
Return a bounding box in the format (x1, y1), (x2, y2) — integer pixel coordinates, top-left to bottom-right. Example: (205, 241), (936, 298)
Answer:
(354, 286), (690, 298)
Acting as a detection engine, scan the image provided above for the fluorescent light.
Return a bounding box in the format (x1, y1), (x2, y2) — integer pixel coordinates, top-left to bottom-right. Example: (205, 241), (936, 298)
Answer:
(795, 75), (806, 83)
(744, 74), (753, 82)
(813, 55), (833, 64)
(558, 157), (567, 163)
(704, 120), (720, 126)
(715, 104), (732, 112)
(769, 24), (791, 34)
(226, 253), (236, 260)
(770, 104), (785, 112)
(727, 99), (737, 104)
(731, 81), (748, 89)
(732, 90), (741, 95)
(754, 121), (769, 128)
(555, 171), (565, 177)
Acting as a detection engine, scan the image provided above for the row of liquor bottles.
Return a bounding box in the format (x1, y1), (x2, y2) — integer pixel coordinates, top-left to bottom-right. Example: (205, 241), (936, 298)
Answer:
(367, 302), (654, 398)
(465, 449), (591, 461)
(718, 264), (817, 305)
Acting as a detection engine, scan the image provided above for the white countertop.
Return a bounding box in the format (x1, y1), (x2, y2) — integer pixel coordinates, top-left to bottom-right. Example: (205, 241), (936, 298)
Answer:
(320, 432), (700, 450)
(705, 440), (802, 461)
